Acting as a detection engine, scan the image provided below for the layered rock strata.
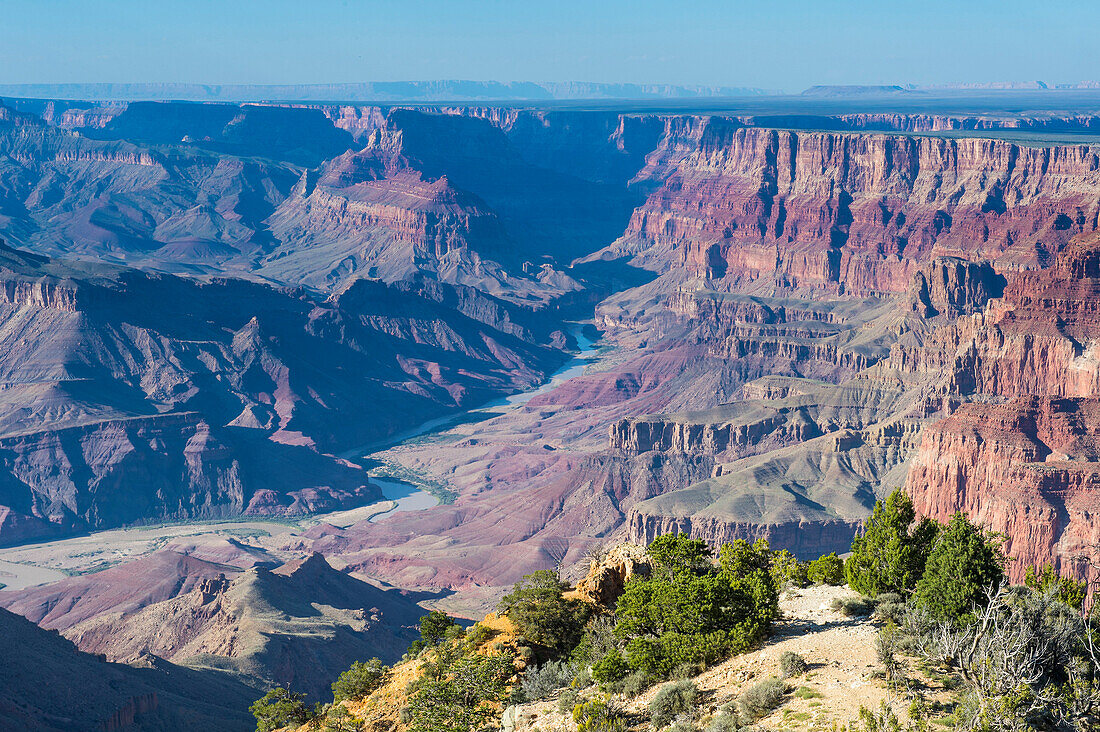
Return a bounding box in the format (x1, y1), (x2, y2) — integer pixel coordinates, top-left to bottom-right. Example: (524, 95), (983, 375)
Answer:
(905, 235), (1100, 580)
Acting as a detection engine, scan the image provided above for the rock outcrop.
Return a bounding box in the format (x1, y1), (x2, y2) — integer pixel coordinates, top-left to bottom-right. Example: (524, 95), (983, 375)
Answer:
(573, 543), (651, 605)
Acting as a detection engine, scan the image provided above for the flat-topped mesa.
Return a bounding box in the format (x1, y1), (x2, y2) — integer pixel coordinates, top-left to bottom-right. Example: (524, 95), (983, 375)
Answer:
(608, 407), (814, 457)
(605, 258), (989, 461)
(613, 123), (1100, 293)
(608, 372), (911, 459)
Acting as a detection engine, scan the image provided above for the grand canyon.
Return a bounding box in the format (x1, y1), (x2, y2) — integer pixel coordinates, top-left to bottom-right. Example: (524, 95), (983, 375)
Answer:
(4, 78), (1100, 730)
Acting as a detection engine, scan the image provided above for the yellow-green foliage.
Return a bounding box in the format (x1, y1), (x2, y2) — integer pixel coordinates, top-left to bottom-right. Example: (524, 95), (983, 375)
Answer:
(573, 696), (625, 732)
(499, 570), (590, 652)
(1024, 564), (1086, 612)
(331, 659), (387, 703)
(807, 553), (845, 585)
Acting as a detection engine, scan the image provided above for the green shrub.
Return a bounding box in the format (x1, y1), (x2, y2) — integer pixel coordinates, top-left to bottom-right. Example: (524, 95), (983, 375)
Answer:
(704, 712), (740, 732)
(667, 722), (698, 732)
(573, 696), (626, 732)
(465, 623), (496, 648)
(621, 670), (654, 698)
(323, 703), (366, 732)
(250, 688), (315, 732)
(806, 553), (845, 585)
(777, 651), (807, 679)
(571, 616), (618, 666)
(671, 662), (704, 680)
(649, 680), (698, 728)
(737, 677), (787, 720)
(592, 649), (630, 685)
(845, 490), (938, 596)
(872, 600), (906, 626)
(913, 513), (1004, 622)
(769, 550), (808, 589)
(648, 535), (712, 577)
(419, 610), (459, 646)
(331, 658), (387, 703)
(557, 689), (579, 714)
(614, 536), (779, 678)
(406, 653), (513, 732)
(499, 570), (590, 652)
(852, 703), (925, 732)
(625, 631), (736, 679)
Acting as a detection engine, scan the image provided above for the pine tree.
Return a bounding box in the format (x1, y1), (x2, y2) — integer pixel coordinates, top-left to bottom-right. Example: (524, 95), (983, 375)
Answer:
(845, 489), (938, 596)
(914, 512), (1004, 622)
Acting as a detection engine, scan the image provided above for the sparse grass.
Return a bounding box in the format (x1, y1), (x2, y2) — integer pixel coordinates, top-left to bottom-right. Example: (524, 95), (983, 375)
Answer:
(69, 560), (124, 575)
(557, 689), (579, 714)
(704, 713), (739, 732)
(219, 528), (272, 539)
(916, 661), (962, 690)
(872, 600), (906, 625)
(793, 686), (823, 700)
(464, 623), (497, 648)
(621, 670), (653, 697)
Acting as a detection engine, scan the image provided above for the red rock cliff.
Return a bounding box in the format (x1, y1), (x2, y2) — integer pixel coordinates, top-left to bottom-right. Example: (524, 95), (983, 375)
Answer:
(905, 235), (1100, 580)
(613, 122), (1100, 294)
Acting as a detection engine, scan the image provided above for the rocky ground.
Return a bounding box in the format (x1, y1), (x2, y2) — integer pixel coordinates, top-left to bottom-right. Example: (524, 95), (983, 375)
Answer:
(672, 585), (889, 728)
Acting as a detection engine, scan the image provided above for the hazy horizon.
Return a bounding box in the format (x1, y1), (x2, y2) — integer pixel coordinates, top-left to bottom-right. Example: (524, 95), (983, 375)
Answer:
(3, 0), (1097, 94)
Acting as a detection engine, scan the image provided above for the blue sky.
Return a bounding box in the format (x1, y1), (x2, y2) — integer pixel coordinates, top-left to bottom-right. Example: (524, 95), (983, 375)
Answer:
(1, 0), (1096, 92)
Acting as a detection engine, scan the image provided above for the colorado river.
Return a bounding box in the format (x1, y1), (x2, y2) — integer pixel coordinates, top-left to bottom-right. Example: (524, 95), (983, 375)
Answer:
(355, 324), (600, 515)
(367, 478), (441, 522)
(0, 558), (66, 591)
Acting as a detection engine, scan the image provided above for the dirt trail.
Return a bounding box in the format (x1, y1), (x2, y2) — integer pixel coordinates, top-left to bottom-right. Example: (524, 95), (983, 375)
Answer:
(668, 584), (890, 728)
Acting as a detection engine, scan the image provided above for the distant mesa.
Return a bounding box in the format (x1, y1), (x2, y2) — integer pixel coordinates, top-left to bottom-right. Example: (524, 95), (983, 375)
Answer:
(799, 80), (1096, 96)
(0, 80), (778, 102)
(801, 84), (910, 96)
